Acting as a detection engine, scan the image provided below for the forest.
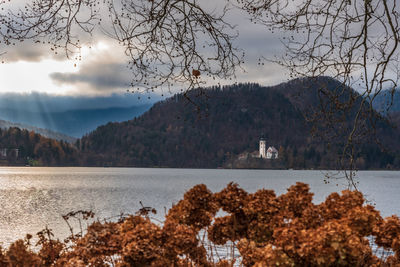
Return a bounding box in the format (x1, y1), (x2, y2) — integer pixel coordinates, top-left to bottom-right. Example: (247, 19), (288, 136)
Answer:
(78, 77), (400, 170)
(0, 127), (79, 166)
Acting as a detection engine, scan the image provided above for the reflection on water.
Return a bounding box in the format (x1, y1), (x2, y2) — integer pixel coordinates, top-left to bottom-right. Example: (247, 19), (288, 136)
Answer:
(0, 167), (399, 246)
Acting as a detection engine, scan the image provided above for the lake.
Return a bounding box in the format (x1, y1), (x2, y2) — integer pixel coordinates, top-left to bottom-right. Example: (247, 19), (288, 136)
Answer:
(0, 167), (399, 246)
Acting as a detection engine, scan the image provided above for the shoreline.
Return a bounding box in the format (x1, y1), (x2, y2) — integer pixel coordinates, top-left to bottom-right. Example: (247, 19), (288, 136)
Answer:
(0, 165), (399, 171)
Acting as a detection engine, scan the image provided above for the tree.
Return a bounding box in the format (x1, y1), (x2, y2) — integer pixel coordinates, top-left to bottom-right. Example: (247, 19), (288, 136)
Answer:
(1, 0), (399, 186)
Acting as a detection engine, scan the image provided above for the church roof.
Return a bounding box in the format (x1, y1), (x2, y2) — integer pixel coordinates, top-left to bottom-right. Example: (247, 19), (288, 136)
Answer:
(267, 146), (278, 153)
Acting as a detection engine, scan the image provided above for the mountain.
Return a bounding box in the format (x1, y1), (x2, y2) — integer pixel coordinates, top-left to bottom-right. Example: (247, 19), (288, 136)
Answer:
(0, 119), (76, 143)
(373, 89), (400, 113)
(271, 77), (399, 147)
(358, 87), (400, 139)
(390, 112), (400, 129)
(78, 78), (400, 169)
(0, 105), (151, 137)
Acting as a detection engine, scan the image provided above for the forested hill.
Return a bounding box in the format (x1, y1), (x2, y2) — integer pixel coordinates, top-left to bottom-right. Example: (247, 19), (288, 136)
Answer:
(0, 127), (79, 166)
(79, 78), (400, 169)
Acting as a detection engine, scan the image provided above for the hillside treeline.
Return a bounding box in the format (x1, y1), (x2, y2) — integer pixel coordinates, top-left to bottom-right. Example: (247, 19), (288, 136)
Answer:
(0, 127), (79, 166)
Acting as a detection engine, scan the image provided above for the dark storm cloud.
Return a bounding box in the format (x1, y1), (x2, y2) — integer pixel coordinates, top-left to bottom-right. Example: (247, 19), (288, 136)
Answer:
(50, 62), (132, 90)
(0, 41), (67, 62)
(4, 46), (45, 62)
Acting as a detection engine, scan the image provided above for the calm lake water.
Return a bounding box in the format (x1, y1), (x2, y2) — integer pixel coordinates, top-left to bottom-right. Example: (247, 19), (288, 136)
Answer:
(0, 167), (399, 246)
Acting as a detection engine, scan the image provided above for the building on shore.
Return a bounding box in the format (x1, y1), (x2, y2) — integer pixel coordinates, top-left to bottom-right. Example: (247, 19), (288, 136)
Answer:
(259, 138), (279, 159)
(266, 146), (279, 159)
(0, 148), (19, 158)
(236, 138), (279, 163)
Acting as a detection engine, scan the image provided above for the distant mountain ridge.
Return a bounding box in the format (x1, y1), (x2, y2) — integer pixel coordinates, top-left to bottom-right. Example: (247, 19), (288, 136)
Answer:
(0, 119), (76, 143)
(373, 89), (400, 113)
(0, 104), (152, 137)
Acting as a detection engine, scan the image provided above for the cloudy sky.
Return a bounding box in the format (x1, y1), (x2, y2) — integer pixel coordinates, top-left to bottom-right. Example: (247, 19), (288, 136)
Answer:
(0, 1), (288, 107)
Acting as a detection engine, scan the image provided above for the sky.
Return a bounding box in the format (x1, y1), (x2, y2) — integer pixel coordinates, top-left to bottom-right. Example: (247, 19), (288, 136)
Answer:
(0, 1), (288, 109)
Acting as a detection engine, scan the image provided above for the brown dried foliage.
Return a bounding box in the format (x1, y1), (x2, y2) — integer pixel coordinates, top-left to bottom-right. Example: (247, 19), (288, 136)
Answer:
(1, 182), (400, 266)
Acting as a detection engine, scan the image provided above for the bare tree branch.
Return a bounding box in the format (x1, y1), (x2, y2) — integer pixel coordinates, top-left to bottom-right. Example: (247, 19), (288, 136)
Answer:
(105, 0), (242, 92)
(0, 0), (100, 58)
